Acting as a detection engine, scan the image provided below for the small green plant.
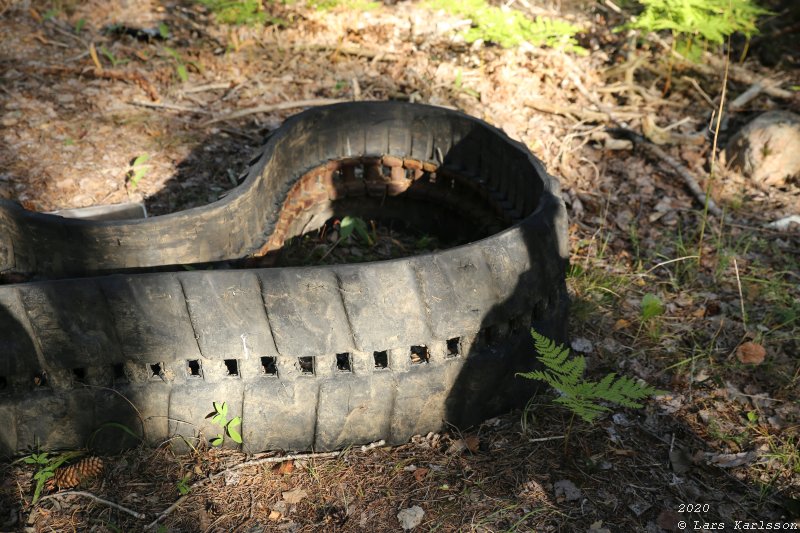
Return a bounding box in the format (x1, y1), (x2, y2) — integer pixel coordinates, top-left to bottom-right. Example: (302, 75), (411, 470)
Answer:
(415, 234), (438, 250)
(428, 0), (585, 53)
(176, 473), (191, 495)
(624, 0), (771, 59)
(198, 0), (290, 25)
(339, 215), (373, 245)
(207, 401), (242, 446)
(308, 0), (379, 11)
(162, 46), (202, 83)
(635, 292), (665, 341)
(453, 69), (480, 99)
(127, 154), (150, 189)
(158, 22), (170, 39)
(518, 329), (663, 423)
(74, 18), (86, 33)
(640, 293), (664, 321)
(19, 451), (83, 504)
(99, 45), (128, 67)
(198, 0), (266, 24)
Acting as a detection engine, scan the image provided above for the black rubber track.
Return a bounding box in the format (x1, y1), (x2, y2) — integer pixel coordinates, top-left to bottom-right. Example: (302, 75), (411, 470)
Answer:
(0, 102), (568, 455)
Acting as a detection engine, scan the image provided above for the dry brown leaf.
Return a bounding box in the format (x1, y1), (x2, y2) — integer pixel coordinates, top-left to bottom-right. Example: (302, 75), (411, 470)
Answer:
(446, 439), (466, 454)
(268, 510), (282, 521)
(736, 342), (766, 365)
(413, 467), (429, 482)
(610, 448), (635, 457)
(282, 488), (307, 504)
(613, 319), (631, 331)
(89, 43), (103, 72)
(275, 460), (294, 475)
(465, 435), (480, 453)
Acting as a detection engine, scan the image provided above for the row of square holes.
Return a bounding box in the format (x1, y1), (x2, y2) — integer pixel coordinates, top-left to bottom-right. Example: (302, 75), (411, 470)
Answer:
(0, 339), (459, 390)
(4, 316), (530, 389)
(174, 336), (463, 380)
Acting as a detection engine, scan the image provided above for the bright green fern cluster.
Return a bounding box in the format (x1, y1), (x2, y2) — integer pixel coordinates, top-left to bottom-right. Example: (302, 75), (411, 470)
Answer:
(428, 0), (585, 54)
(626, 0), (771, 58)
(518, 329), (663, 422)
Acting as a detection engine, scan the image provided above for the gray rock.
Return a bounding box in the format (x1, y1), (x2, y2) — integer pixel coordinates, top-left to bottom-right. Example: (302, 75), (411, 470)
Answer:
(553, 479), (582, 502)
(725, 110), (800, 186)
(397, 505), (425, 530)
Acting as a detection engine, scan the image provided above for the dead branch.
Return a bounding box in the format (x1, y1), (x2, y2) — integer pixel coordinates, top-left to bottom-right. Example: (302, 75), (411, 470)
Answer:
(525, 99), (609, 122)
(129, 100), (211, 115)
(292, 42), (400, 60)
(145, 444), (385, 530)
(202, 98), (349, 126)
(36, 66), (160, 101)
(650, 34), (797, 102)
(38, 491), (146, 520)
(607, 128), (723, 217)
(525, 99), (644, 123)
(729, 83), (766, 111)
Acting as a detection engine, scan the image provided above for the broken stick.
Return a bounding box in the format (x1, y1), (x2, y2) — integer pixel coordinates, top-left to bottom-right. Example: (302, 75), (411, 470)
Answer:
(607, 128), (724, 218)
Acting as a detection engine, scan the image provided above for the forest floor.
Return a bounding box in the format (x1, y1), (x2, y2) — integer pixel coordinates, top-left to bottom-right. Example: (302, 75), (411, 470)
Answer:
(0, 0), (799, 531)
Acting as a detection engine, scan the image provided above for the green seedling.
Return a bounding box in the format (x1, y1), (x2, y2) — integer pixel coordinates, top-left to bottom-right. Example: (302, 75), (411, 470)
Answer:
(162, 47), (191, 82)
(74, 18), (86, 33)
(453, 69), (480, 99)
(339, 215), (373, 245)
(641, 293), (664, 321)
(638, 292), (665, 341)
(308, 0), (379, 12)
(18, 451), (83, 504)
(176, 473), (191, 495)
(127, 154), (150, 189)
(158, 22), (170, 39)
(206, 401), (243, 446)
(518, 329), (663, 423)
(99, 45), (128, 67)
(162, 47), (203, 82)
(198, 0), (289, 25)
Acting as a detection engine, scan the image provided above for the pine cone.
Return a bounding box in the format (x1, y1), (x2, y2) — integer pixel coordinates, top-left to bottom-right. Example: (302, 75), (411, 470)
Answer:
(50, 457), (104, 490)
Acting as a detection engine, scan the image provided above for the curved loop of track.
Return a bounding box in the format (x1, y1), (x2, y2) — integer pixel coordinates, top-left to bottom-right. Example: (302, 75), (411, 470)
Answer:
(0, 102), (569, 454)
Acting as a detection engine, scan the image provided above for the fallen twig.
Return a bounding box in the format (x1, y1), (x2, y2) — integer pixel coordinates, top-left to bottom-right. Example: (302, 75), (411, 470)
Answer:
(292, 42), (400, 61)
(38, 491), (146, 520)
(680, 76), (715, 108)
(525, 99), (609, 122)
(128, 100), (211, 115)
(202, 98), (349, 126)
(729, 82), (766, 111)
(180, 82), (234, 94)
(529, 435), (566, 443)
(36, 65), (159, 101)
(145, 444), (385, 529)
(650, 34), (797, 102)
(607, 128), (724, 218)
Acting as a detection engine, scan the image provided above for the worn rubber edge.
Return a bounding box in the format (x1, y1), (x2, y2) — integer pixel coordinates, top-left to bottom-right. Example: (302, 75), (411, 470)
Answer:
(0, 101), (569, 454)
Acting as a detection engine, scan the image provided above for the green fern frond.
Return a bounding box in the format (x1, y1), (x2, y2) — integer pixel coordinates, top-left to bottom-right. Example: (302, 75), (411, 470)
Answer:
(519, 329), (664, 423)
(625, 0), (772, 54)
(427, 0), (586, 53)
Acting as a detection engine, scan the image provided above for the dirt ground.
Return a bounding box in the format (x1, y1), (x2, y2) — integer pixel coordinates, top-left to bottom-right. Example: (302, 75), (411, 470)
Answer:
(0, 0), (799, 531)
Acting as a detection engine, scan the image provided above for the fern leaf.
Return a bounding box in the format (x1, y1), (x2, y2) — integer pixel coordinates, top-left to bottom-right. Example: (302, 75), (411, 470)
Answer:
(520, 329), (664, 423)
